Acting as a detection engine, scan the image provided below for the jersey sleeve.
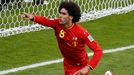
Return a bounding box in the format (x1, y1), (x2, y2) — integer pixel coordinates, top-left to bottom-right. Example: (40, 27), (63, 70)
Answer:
(33, 15), (60, 28)
(82, 31), (103, 70)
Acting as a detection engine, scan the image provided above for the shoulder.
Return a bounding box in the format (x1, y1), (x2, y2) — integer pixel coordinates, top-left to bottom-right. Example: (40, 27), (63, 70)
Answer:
(75, 24), (90, 36)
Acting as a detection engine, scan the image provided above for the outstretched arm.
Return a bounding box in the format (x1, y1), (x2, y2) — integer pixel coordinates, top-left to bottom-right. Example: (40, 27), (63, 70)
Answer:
(21, 12), (60, 27)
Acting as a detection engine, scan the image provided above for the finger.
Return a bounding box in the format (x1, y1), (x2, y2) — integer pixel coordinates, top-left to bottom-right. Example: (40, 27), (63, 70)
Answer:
(21, 13), (32, 20)
(73, 70), (80, 75)
(32, 13), (36, 16)
(20, 14), (27, 20)
(78, 72), (83, 75)
(75, 71), (85, 75)
(20, 14), (26, 20)
(22, 12), (30, 18)
(22, 12), (29, 16)
(20, 14), (24, 18)
(23, 18), (30, 20)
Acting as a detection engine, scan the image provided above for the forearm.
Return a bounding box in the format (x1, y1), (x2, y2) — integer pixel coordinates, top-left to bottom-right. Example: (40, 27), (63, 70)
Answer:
(88, 50), (103, 70)
(33, 15), (59, 27)
(33, 16), (51, 26)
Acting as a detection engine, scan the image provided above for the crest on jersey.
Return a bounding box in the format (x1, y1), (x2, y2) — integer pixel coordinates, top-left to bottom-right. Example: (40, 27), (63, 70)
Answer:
(72, 37), (78, 47)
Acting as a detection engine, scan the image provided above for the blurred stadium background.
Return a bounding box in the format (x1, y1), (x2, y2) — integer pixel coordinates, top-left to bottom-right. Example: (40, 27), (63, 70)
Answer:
(0, 0), (134, 75)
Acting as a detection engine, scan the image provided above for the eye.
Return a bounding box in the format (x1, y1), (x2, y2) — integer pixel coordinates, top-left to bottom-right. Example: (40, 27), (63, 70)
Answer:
(60, 12), (67, 15)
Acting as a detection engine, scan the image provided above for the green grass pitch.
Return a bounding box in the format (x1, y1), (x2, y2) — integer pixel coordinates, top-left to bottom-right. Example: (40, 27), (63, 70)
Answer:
(0, 4), (134, 75)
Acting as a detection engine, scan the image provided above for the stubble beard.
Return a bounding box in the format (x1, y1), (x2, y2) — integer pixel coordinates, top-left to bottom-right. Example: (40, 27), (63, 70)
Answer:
(59, 18), (68, 25)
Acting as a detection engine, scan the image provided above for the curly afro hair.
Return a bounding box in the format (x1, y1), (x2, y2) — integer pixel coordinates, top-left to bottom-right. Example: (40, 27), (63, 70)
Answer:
(59, 1), (81, 23)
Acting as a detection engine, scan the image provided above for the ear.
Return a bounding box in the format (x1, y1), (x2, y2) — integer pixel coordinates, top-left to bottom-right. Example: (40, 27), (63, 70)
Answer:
(69, 16), (73, 20)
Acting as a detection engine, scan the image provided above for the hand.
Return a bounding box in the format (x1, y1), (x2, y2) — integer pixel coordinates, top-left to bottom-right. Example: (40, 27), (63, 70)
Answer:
(21, 12), (35, 20)
(73, 66), (90, 75)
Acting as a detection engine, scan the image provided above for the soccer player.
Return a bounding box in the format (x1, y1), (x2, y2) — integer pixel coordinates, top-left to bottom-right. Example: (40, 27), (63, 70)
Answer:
(21, 1), (103, 75)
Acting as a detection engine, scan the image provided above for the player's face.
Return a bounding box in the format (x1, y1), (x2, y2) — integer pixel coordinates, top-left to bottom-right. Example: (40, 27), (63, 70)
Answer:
(59, 8), (72, 25)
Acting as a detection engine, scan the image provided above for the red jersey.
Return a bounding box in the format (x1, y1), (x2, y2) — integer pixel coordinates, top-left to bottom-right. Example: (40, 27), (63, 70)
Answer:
(34, 16), (103, 69)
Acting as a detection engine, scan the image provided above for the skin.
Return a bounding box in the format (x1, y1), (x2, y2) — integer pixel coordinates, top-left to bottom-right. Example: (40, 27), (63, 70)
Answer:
(59, 8), (74, 29)
(21, 8), (74, 29)
(21, 8), (91, 75)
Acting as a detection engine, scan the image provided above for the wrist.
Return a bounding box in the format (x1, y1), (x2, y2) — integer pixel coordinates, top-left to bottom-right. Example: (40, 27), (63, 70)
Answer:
(86, 64), (93, 70)
(30, 14), (35, 21)
(30, 17), (34, 21)
(86, 65), (90, 71)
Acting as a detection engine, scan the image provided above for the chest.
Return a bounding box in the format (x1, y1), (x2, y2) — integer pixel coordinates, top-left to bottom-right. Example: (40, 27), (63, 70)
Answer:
(55, 26), (84, 47)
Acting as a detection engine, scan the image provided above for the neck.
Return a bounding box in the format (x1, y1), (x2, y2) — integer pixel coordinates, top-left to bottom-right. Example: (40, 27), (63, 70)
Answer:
(64, 22), (74, 29)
